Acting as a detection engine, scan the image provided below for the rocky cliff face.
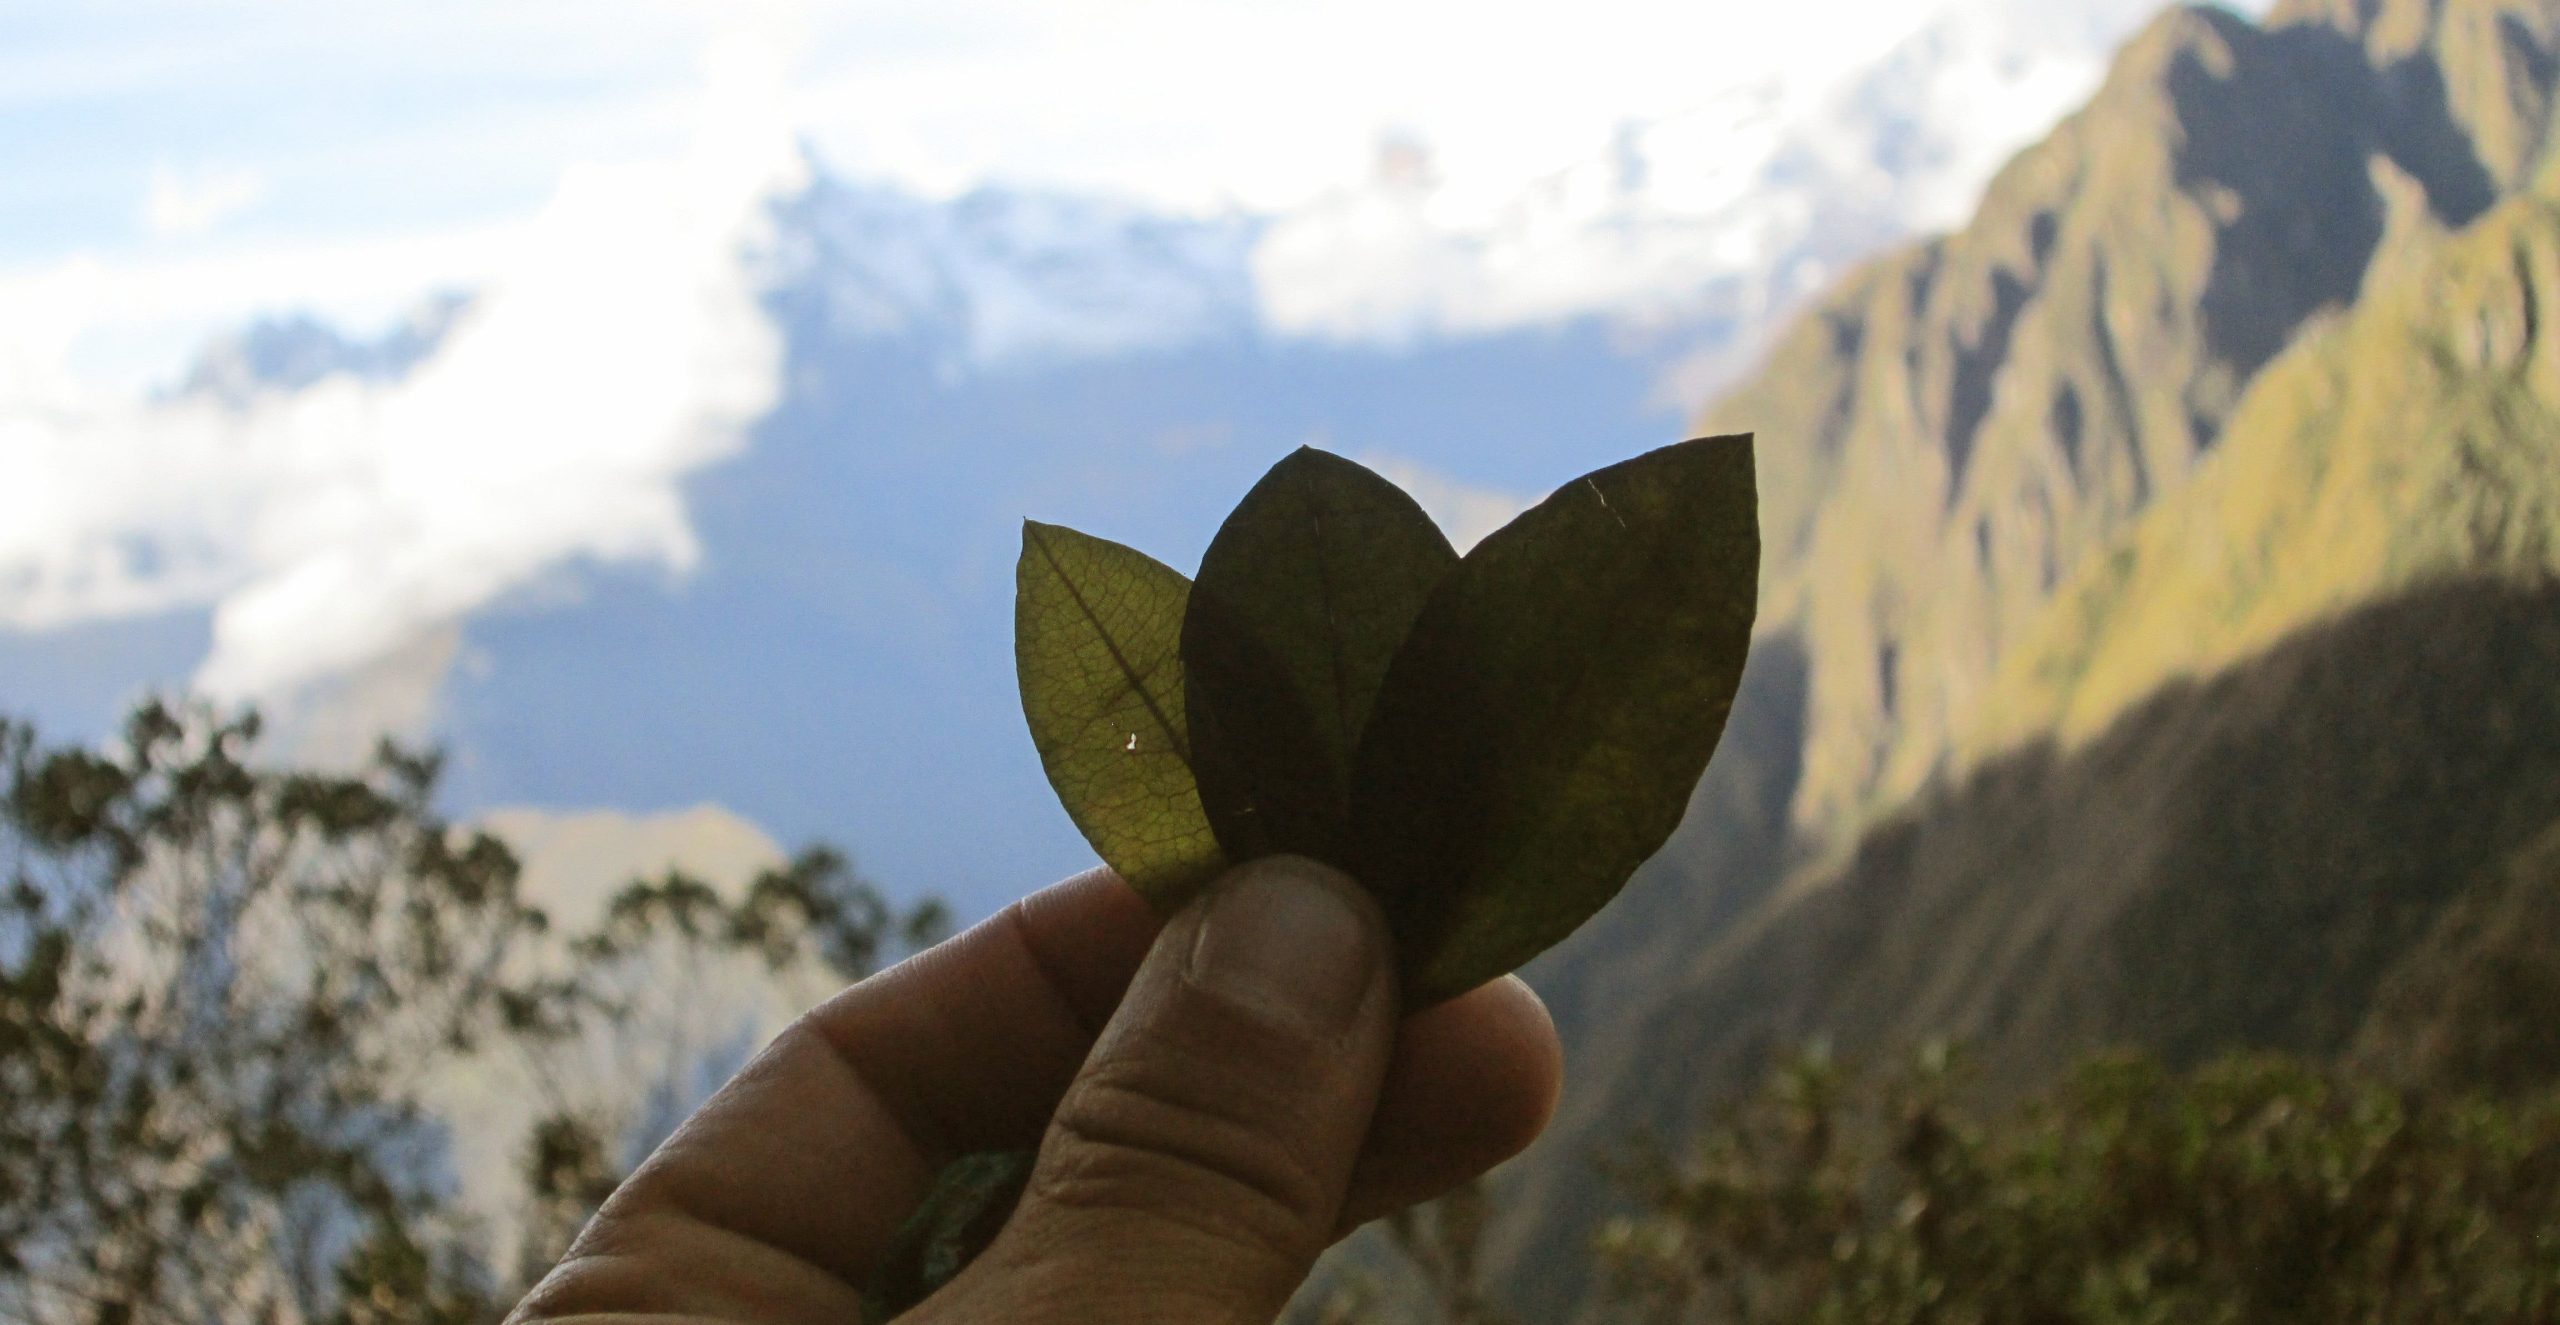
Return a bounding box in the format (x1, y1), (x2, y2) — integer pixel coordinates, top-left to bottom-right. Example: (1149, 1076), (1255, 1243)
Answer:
(1704, 0), (2560, 839)
(2272, 0), (2560, 197)
(1982, 112), (2560, 755)
(1472, 1), (2560, 1314)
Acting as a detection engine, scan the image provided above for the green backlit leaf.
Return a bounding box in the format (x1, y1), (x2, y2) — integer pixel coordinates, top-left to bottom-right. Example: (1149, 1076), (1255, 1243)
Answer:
(1183, 448), (1458, 862)
(1013, 437), (1759, 1003)
(1348, 435), (1760, 1004)
(1015, 521), (1225, 908)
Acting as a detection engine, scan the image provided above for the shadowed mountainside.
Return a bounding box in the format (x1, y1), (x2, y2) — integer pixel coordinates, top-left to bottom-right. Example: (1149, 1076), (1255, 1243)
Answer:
(1701, 0), (2560, 839)
(1979, 115), (2560, 757)
(1470, 0), (2560, 1313)
(1497, 576), (2560, 1317)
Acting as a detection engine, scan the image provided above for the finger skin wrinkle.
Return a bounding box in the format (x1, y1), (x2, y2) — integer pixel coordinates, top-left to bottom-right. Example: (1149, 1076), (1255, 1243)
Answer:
(803, 897), (1116, 1159)
(787, 1005), (964, 1161)
(1036, 1020), (1344, 1260)
(1038, 1081), (1328, 1265)
(629, 1018), (935, 1281)
(510, 1205), (863, 1325)
(1003, 892), (1119, 1042)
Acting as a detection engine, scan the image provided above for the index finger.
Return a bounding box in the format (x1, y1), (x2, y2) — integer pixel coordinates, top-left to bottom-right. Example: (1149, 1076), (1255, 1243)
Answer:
(606, 867), (1160, 1292)
(517, 865), (1560, 1325)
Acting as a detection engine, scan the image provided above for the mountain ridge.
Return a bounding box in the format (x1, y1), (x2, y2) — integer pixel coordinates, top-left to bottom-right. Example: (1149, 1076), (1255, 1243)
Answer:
(1467, 0), (2560, 1313)
(1700, 0), (2560, 840)
(1492, 572), (2560, 1318)
(1977, 155), (2560, 757)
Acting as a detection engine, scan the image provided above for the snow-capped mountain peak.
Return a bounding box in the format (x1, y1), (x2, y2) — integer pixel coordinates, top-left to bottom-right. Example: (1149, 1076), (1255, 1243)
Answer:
(1252, 0), (2182, 343)
(762, 170), (1263, 371)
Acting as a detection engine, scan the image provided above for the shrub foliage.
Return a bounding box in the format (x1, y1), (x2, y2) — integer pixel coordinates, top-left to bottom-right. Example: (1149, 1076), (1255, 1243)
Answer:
(0, 702), (944, 1325)
(1601, 1047), (2560, 1324)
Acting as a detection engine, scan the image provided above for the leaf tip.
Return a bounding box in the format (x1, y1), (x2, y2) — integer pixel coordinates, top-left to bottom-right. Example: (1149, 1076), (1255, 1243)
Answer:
(1020, 519), (1085, 565)
(1687, 431), (1757, 463)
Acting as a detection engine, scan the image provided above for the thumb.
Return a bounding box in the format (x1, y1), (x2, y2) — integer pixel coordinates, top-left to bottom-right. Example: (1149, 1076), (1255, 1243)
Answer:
(933, 855), (1398, 1324)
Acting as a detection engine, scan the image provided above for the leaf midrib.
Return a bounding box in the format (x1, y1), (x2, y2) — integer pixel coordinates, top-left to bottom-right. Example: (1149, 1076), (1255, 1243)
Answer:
(1299, 485), (1362, 763)
(1028, 524), (1195, 768)
(1414, 460), (1731, 881)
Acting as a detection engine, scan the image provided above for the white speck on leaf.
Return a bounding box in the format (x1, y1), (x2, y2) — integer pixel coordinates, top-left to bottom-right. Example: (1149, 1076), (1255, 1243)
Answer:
(1125, 733), (1139, 752)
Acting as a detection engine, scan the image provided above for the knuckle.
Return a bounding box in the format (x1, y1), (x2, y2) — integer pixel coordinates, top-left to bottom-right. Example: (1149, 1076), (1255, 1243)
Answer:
(505, 1242), (659, 1323)
(1033, 1054), (1335, 1262)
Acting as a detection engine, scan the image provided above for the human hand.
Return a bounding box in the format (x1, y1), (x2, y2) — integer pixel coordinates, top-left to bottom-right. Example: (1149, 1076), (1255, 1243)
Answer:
(508, 855), (1565, 1324)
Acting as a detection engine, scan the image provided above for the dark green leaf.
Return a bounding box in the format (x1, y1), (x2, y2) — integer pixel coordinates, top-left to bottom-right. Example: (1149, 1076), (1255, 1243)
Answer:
(1015, 520), (1226, 908)
(1184, 447), (1458, 862)
(860, 1149), (1035, 1323)
(1349, 435), (1760, 1004)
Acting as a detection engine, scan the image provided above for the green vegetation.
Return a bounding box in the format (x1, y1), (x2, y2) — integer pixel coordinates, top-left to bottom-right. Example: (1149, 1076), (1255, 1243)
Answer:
(1473, 0), (2560, 1300)
(862, 1150), (1037, 1325)
(1187, 448), (1457, 869)
(24, 0), (2560, 1316)
(1016, 438), (1761, 1003)
(955, 438), (1759, 1323)
(0, 702), (944, 1325)
(13, 701), (2560, 1325)
(1981, 178), (2560, 757)
(1016, 520), (1227, 898)
(1602, 1046), (2560, 1324)
(1481, 575), (2560, 1318)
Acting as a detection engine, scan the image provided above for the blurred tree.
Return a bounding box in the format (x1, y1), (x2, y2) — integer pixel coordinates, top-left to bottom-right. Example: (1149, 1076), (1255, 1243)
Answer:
(38, 697), (2560, 1325)
(1287, 1177), (1513, 1325)
(1377, 1177), (1511, 1325)
(0, 700), (946, 1325)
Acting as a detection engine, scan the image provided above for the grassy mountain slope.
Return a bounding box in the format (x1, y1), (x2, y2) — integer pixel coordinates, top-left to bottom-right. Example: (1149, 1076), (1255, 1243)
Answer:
(1478, 1), (2560, 1314)
(2274, 0), (2560, 198)
(1521, 634), (1809, 1034)
(1702, 0), (2560, 840)
(1496, 576), (2560, 1318)
(1979, 146), (2560, 755)
(2355, 816), (2560, 1094)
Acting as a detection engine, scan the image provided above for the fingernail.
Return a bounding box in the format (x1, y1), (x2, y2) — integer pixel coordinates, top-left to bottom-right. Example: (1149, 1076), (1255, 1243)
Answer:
(1186, 858), (1380, 1038)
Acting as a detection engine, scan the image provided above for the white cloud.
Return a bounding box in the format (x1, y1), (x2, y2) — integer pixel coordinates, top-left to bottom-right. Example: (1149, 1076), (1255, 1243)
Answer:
(788, 0), (1930, 217)
(1357, 454), (1541, 554)
(142, 163), (267, 236)
(0, 35), (803, 706)
(0, 0), (2227, 720)
(6, 0), (2199, 387)
(0, 227), (521, 401)
(1248, 0), (2172, 344)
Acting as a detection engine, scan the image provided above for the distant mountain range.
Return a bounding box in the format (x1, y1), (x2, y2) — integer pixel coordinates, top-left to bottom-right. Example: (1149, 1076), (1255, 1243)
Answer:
(25, 0), (2560, 1316)
(1708, 0), (2560, 838)
(1485, 0), (2560, 1313)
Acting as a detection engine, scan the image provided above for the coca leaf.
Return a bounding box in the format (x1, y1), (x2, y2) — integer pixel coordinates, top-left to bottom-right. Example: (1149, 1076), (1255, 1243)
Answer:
(1347, 435), (1759, 1004)
(1183, 448), (1457, 862)
(1015, 521), (1225, 908)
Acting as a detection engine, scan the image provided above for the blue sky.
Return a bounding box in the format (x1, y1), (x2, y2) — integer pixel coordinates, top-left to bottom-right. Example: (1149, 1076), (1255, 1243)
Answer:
(6, 5), (700, 257)
(6, 0), (2006, 388)
(6, 0), (1933, 240)
(0, 0), (2274, 908)
(0, 0), (2231, 705)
